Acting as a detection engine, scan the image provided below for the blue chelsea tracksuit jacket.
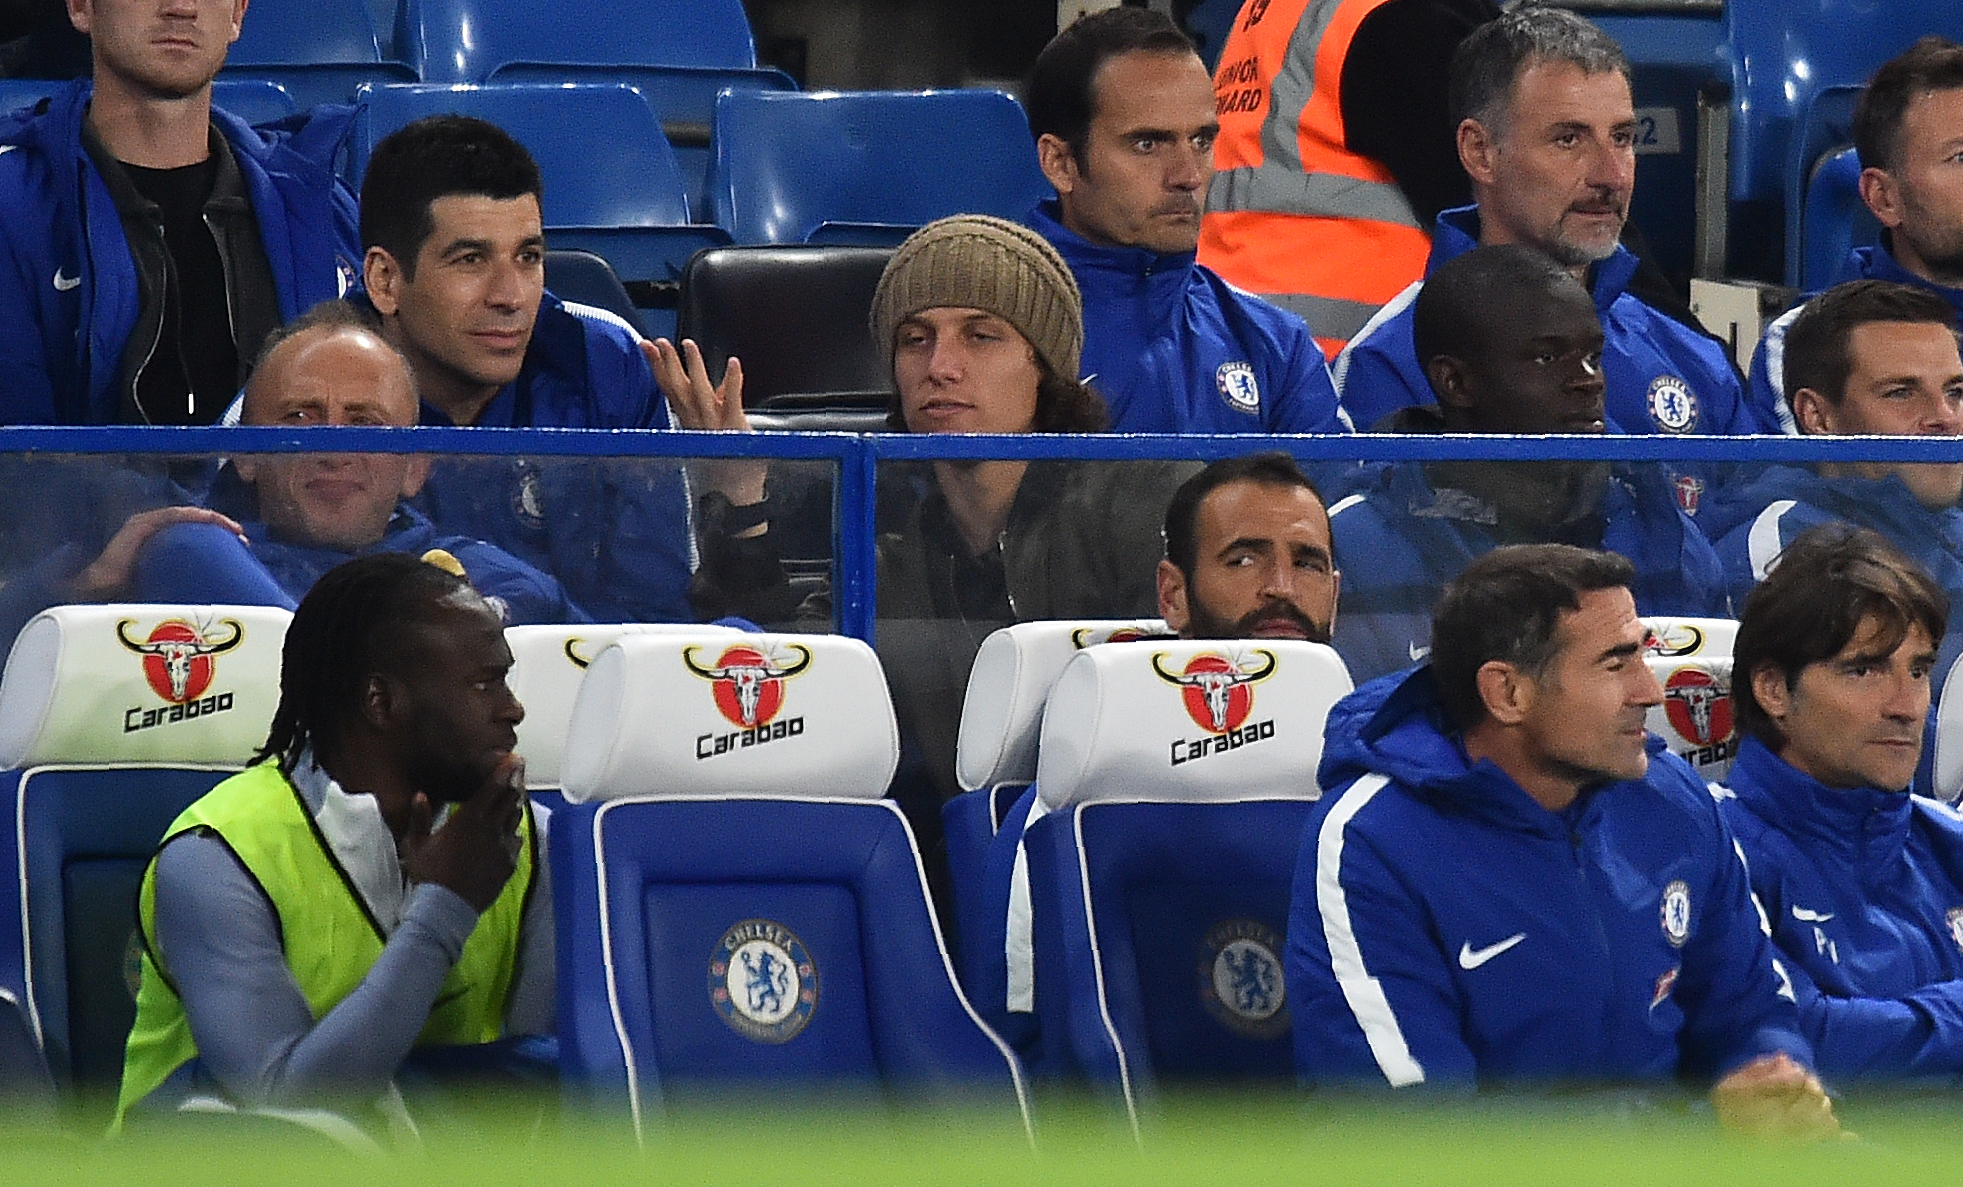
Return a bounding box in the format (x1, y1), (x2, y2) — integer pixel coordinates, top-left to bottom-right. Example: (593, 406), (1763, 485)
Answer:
(1334, 206), (1782, 439)
(1026, 203), (1348, 435)
(1723, 736), (1963, 1081)
(1326, 456), (1728, 684)
(1289, 666), (1812, 1088)
(0, 79), (359, 426)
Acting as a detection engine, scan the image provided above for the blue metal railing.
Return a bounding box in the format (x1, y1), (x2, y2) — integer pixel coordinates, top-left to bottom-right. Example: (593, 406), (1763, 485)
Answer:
(8, 427), (1961, 642)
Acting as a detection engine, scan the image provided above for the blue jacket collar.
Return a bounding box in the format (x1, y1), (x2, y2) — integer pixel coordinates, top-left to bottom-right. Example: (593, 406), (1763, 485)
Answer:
(1727, 733), (1912, 866)
(1029, 201), (1197, 281)
(1321, 664), (1646, 838)
(1430, 205), (1640, 316)
(1849, 241), (1963, 313)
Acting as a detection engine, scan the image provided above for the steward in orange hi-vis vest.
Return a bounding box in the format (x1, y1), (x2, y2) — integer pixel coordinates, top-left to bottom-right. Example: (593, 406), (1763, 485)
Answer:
(1199, 0), (1490, 359)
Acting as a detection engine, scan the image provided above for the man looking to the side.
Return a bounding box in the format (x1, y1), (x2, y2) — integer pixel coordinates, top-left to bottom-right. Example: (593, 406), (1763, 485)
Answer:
(1336, 5), (1776, 442)
(116, 553), (549, 1135)
(1750, 37), (1963, 412)
(1290, 543), (1838, 1139)
(1722, 524), (1963, 1081)
(1022, 6), (1348, 435)
(355, 115), (694, 623)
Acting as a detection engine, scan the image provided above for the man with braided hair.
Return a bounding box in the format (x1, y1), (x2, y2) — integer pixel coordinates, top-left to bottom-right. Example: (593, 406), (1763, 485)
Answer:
(116, 553), (551, 1137)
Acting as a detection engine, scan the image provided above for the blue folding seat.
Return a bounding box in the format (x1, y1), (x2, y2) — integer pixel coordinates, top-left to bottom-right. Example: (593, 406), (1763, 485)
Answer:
(394, 0), (794, 207)
(221, 0), (414, 110)
(552, 631), (1028, 1131)
(1796, 148), (1882, 292)
(0, 604), (290, 1112)
(1018, 639), (1350, 1128)
(944, 619), (1168, 991)
(704, 89), (1055, 246)
(349, 82), (730, 299)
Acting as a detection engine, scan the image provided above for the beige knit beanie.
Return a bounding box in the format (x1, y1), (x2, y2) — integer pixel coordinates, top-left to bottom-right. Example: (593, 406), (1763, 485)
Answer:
(870, 214), (1084, 382)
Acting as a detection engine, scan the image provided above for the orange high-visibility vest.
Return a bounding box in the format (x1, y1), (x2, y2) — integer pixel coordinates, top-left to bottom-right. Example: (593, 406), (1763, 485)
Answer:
(1199, 0), (1433, 360)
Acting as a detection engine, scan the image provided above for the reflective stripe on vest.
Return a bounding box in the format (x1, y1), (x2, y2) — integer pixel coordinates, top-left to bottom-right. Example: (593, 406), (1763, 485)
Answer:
(1202, 0), (1431, 353)
(114, 762), (534, 1126)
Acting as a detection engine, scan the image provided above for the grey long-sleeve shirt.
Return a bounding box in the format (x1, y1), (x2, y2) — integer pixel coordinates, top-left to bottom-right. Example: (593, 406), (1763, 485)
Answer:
(143, 767), (553, 1112)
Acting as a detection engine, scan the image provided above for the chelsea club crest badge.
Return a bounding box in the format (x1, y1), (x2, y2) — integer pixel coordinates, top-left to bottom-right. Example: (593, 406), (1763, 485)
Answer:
(1198, 919), (1288, 1039)
(1646, 375), (1699, 434)
(1215, 361), (1261, 414)
(1661, 880), (1692, 948)
(709, 919), (817, 1043)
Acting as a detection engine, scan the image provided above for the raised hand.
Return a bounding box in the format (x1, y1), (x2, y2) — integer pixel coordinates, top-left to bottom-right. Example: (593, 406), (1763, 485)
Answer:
(398, 753), (526, 913)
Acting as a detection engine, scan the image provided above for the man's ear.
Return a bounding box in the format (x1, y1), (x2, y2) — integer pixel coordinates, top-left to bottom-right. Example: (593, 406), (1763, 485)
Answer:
(361, 672), (397, 731)
(1859, 166), (1904, 230)
(226, 0), (248, 43)
(1037, 132), (1082, 196)
(399, 453), (432, 499)
(364, 247), (403, 317)
(1749, 662), (1794, 725)
(1325, 569), (1341, 636)
(1474, 659), (1532, 726)
(1157, 557), (1190, 634)
(65, 0), (91, 35)
(1791, 386), (1837, 436)
(1427, 354), (1475, 410)
(1457, 118), (1497, 187)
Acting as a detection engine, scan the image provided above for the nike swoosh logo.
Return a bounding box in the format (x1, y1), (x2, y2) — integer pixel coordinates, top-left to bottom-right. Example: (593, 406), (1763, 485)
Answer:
(1409, 641), (1431, 662)
(1458, 933), (1526, 970)
(52, 268), (79, 292)
(1790, 905), (1835, 923)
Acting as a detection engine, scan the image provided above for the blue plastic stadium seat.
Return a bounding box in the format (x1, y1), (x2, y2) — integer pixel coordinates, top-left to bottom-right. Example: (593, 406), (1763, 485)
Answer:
(349, 83), (730, 289)
(552, 631), (1028, 1130)
(943, 619), (1170, 994)
(0, 604), (291, 1112)
(395, 0), (794, 208)
(704, 89), (1055, 246)
(1796, 147), (1882, 293)
(1015, 639), (1350, 1126)
(221, 0), (414, 110)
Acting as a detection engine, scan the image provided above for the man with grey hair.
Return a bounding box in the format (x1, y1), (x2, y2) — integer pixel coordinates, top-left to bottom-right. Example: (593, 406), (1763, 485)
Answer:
(1334, 5), (1784, 458)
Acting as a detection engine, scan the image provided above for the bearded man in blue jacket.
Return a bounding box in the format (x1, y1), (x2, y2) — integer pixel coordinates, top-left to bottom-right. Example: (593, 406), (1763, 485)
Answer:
(1289, 542), (1839, 1138)
(1334, 6), (1780, 455)
(1748, 38), (1963, 416)
(1021, 7), (1347, 436)
(354, 116), (694, 624)
(1328, 245), (1725, 684)
(1721, 524), (1963, 1083)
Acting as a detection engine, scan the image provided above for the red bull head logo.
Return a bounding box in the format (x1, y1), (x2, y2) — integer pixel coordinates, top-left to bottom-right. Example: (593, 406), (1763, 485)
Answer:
(1663, 667), (1732, 748)
(1643, 622), (1706, 658)
(684, 643), (813, 730)
(116, 618), (244, 704)
(1152, 650), (1277, 734)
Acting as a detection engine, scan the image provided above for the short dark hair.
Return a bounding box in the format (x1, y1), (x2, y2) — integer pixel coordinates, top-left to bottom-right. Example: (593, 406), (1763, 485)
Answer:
(1734, 524), (1948, 749)
(1025, 6), (1196, 168)
(1854, 36), (1963, 173)
(883, 359), (1109, 433)
(1413, 244), (1577, 378)
(1448, 5), (1629, 132)
(1431, 543), (1636, 730)
(255, 554), (479, 773)
(1781, 279), (1959, 408)
(1162, 452), (1326, 577)
(358, 115), (544, 280)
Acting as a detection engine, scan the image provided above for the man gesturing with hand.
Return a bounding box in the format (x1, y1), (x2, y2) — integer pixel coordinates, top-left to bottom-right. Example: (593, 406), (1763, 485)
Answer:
(117, 553), (551, 1137)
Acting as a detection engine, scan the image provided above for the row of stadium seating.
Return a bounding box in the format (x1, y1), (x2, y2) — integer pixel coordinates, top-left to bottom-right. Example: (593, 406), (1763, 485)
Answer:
(14, 591), (1946, 1130)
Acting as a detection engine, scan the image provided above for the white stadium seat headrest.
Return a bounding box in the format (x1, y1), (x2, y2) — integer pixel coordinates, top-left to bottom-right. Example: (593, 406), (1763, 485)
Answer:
(0, 604), (291, 769)
(1035, 639), (1352, 810)
(1646, 655), (1738, 782)
(561, 632), (898, 802)
(505, 622), (741, 789)
(1935, 650), (1963, 803)
(955, 618), (1170, 793)
(1641, 617), (1737, 660)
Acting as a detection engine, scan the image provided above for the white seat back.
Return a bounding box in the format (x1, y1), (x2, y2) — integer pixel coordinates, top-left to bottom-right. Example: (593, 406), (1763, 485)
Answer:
(1646, 654), (1739, 782)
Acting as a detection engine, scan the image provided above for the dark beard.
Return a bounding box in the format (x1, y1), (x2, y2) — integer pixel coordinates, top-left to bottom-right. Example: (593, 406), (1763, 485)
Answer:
(1184, 597), (1331, 643)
